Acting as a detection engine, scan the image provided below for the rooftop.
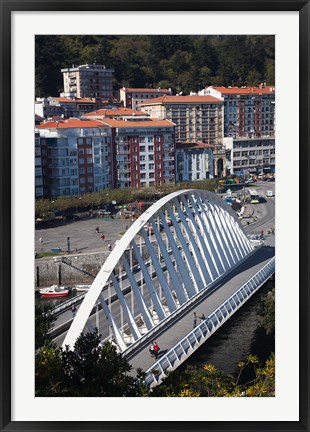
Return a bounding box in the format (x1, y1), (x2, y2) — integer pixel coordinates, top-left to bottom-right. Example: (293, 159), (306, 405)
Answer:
(36, 118), (106, 129)
(210, 85), (275, 95)
(100, 118), (176, 128)
(83, 107), (148, 117)
(140, 95), (223, 105)
(51, 97), (96, 104)
(121, 87), (171, 93)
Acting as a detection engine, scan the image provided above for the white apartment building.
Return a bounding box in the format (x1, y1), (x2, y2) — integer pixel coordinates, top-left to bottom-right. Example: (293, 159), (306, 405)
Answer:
(176, 142), (214, 182)
(61, 64), (114, 99)
(36, 119), (113, 197)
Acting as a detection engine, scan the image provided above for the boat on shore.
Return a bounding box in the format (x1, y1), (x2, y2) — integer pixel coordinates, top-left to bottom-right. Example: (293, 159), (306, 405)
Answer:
(73, 284), (91, 292)
(39, 284), (71, 298)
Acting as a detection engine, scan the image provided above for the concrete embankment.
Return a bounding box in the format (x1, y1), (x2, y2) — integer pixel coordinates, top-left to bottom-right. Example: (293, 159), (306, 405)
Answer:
(35, 252), (108, 287)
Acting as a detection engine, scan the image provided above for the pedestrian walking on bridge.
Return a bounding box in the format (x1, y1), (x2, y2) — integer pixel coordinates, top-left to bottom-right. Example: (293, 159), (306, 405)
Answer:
(193, 312), (197, 328)
(71, 304), (77, 317)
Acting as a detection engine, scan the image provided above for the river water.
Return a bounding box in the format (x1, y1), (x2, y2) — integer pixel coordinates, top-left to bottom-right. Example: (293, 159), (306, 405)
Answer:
(182, 282), (275, 382)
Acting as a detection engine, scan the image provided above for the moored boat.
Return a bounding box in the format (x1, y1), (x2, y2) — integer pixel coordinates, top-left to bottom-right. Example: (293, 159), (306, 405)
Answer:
(39, 284), (71, 298)
(73, 284), (91, 292)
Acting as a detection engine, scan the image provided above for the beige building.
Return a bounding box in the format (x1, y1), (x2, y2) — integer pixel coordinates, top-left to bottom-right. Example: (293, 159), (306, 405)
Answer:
(140, 95), (226, 176)
(61, 64), (114, 99)
(120, 87), (172, 111)
(139, 95), (224, 146)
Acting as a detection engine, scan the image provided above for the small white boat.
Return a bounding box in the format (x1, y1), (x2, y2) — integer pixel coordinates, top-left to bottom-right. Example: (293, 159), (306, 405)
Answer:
(39, 284), (71, 298)
(73, 284), (91, 292)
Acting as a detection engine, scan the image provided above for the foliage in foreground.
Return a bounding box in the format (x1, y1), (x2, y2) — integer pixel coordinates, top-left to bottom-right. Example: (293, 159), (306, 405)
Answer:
(151, 353), (275, 397)
(35, 285), (275, 397)
(36, 333), (148, 397)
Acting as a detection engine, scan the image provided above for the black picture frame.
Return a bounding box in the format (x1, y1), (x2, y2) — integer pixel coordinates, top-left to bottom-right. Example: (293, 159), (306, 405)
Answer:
(1, 1), (309, 431)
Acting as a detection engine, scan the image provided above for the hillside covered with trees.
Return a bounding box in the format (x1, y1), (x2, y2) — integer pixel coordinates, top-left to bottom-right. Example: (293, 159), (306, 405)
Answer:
(35, 35), (275, 97)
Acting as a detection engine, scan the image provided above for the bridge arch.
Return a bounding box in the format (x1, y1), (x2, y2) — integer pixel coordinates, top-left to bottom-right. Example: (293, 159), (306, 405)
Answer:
(62, 189), (254, 353)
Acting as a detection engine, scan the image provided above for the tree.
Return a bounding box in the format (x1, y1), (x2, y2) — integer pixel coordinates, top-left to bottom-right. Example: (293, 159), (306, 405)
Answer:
(35, 304), (57, 350)
(35, 331), (149, 397)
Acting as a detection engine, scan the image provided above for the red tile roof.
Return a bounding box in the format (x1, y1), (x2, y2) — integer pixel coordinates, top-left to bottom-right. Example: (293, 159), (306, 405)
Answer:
(122, 88), (171, 93)
(51, 97), (96, 104)
(37, 119), (106, 129)
(83, 108), (147, 117)
(140, 95), (222, 105)
(210, 86), (275, 95)
(100, 118), (176, 128)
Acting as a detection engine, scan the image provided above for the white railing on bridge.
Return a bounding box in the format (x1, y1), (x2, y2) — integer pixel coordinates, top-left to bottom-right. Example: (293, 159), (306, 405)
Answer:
(144, 256), (275, 388)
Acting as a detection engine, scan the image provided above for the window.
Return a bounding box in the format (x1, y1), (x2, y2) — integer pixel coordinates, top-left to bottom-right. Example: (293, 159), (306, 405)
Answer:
(79, 167), (85, 174)
(87, 167), (93, 173)
(78, 149), (84, 155)
(140, 146), (146, 152)
(86, 138), (92, 145)
(79, 158), (84, 164)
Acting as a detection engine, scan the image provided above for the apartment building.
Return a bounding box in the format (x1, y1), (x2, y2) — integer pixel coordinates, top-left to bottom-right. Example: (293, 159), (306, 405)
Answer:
(140, 95), (225, 177)
(100, 117), (176, 189)
(120, 87), (172, 111)
(225, 137), (275, 175)
(175, 142), (214, 182)
(200, 85), (275, 138)
(35, 132), (44, 197)
(35, 119), (113, 197)
(61, 64), (114, 99)
(139, 95), (224, 146)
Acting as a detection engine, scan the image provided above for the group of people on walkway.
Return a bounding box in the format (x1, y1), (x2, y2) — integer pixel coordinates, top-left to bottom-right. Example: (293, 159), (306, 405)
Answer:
(193, 311), (206, 328)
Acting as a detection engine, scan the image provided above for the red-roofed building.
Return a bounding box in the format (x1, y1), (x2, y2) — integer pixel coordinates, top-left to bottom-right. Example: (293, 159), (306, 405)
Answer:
(140, 95), (225, 176)
(120, 87), (172, 110)
(139, 95), (224, 146)
(36, 119), (114, 197)
(200, 85), (275, 138)
(99, 117), (176, 189)
(35, 117), (176, 195)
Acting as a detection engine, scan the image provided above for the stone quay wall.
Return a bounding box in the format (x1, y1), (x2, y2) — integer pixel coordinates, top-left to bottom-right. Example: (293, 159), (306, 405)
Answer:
(35, 252), (109, 288)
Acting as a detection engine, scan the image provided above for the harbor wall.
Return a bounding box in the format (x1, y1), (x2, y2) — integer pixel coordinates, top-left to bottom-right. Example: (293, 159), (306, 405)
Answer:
(35, 252), (108, 287)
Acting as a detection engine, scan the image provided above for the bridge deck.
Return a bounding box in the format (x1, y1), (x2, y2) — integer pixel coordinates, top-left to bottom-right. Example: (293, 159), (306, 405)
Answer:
(127, 238), (275, 375)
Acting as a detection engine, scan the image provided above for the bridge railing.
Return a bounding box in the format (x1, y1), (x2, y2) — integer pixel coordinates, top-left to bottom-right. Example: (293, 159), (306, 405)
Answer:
(144, 256), (275, 388)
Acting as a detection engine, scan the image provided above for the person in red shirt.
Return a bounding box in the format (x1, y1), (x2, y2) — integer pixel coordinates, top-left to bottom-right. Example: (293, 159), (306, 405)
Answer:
(152, 342), (160, 359)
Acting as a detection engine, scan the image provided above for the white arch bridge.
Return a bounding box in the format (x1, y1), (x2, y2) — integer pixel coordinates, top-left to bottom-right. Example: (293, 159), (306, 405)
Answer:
(62, 189), (275, 379)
